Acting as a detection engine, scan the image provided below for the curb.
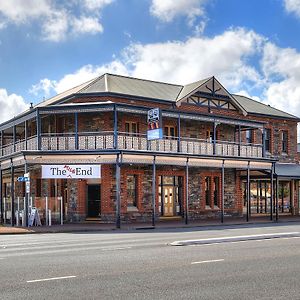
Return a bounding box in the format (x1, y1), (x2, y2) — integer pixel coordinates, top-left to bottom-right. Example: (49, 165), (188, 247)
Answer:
(1, 219), (300, 235)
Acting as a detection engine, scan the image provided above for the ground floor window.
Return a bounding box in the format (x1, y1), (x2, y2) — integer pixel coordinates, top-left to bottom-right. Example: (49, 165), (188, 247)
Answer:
(204, 174), (220, 209)
(243, 180), (292, 215)
(158, 176), (183, 217)
(278, 181), (291, 213)
(127, 175), (137, 209)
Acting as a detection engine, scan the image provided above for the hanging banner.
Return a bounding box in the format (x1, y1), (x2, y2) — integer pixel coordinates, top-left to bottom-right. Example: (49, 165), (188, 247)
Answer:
(42, 165), (101, 179)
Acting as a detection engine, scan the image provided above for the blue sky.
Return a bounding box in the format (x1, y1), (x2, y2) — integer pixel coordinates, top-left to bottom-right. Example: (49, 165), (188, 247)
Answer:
(1, 0), (300, 137)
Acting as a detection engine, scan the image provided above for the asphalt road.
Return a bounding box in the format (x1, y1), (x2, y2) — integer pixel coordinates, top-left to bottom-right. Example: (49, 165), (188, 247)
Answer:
(1, 222), (300, 300)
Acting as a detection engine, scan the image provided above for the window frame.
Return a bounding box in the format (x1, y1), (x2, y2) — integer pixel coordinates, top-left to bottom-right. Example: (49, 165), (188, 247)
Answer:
(281, 130), (288, 153)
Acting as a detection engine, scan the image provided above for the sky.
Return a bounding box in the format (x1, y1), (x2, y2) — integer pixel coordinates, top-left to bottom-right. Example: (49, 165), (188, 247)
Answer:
(1, 0), (300, 138)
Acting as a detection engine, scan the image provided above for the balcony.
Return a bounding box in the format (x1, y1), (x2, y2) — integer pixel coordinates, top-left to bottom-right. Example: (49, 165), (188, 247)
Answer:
(0, 131), (263, 158)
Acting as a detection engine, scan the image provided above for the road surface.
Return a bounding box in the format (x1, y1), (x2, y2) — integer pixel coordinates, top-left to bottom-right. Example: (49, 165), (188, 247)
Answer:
(1, 222), (300, 299)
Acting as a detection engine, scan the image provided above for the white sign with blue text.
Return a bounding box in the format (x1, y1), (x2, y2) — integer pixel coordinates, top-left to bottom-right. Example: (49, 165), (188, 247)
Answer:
(42, 165), (101, 179)
(147, 128), (163, 141)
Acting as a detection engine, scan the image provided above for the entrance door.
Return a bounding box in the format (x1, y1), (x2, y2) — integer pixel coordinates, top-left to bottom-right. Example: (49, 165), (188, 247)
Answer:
(87, 185), (101, 218)
(163, 186), (174, 217)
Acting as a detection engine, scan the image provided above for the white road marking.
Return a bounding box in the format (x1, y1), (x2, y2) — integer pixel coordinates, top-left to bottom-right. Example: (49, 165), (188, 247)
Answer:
(101, 246), (132, 251)
(191, 259), (224, 264)
(188, 236), (300, 247)
(27, 276), (76, 283)
(171, 231), (300, 246)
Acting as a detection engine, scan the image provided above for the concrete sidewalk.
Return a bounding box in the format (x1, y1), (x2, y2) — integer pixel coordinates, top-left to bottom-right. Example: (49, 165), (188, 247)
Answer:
(1, 215), (300, 235)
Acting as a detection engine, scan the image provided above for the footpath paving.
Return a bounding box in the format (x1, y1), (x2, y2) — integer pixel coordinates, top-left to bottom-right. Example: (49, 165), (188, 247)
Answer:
(1, 216), (300, 235)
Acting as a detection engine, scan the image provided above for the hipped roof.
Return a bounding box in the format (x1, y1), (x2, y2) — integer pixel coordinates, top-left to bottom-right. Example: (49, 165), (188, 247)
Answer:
(31, 73), (299, 121)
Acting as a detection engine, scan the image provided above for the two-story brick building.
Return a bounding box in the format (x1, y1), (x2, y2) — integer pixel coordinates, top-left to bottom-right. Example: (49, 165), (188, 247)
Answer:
(0, 74), (299, 227)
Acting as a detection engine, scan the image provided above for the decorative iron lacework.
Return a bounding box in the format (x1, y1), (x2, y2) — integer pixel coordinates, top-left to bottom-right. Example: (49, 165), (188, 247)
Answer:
(39, 106), (113, 114)
(117, 107), (148, 114)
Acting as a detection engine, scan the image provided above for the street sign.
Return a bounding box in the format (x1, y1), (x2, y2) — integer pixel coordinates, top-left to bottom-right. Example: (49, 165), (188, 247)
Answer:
(147, 108), (163, 141)
(17, 176), (30, 182)
(147, 108), (162, 130)
(26, 181), (30, 193)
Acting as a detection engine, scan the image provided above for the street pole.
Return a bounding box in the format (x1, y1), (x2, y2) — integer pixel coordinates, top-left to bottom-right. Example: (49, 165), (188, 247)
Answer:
(152, 156), (156, 227)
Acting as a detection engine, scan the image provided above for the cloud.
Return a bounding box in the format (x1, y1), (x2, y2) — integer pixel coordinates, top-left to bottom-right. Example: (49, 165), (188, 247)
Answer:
(0, 0), (113, 42)
(0, 0), (51, 23)
(125, 28), (264, 91)
(31, 61), (129, 96)
(150, 0), (207, 24)
(0, 89), (28, 122)
(30, 78), (56, 97)
(284, 0), (300, 18)
(260, 42), (300, 116)
(32, 28), (265, 95)
(82, 0), (114, 11)
(30, 27), (300, 129)
(71, 16), (103, 35)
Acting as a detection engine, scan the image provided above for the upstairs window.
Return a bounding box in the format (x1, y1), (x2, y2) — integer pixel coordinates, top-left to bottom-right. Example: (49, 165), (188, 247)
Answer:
(125, 122), (138, 135)
(265, 128), (271, 152)
(164, 126), (176, 139)
(246, 130), (252, 144)
(206, 130), (213, 143)
(282, 131), (288, 153)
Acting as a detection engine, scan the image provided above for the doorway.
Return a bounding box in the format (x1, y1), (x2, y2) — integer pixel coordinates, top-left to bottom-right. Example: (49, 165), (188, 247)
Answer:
(163, 186), (174, 216)
(87, 184), (101, 218)
(158, 176), (183, 217)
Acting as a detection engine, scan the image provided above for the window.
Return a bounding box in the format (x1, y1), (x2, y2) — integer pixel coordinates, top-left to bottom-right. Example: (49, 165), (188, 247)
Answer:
(36, 179), (41, 197)
(265, 128), (271, 152)
(204, 175), (221, 208)
(125, 122), (138, 135)
(164, 125), (176, 139)
(127, 175), (137, 208)
(206, 130), (213, 143)
(282, 131), (288, 153)
(213, 177), (219, 207)
(246, 130), (252, 144)
(205, 177), (211, 206)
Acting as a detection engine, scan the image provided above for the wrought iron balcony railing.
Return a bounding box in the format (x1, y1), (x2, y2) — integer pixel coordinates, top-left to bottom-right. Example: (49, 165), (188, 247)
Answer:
(0, 131), (263, 158)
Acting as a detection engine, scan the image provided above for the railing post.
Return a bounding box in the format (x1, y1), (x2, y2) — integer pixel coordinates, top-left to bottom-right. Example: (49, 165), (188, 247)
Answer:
(25, 120), (28, 150)
(36, 109), (41, 150)
(177, 113), (181, 153)
(13, 125), (16, 153)
(213, 121), (217, 155)
(75, 112), (78, 150)
(113, 104), (118, 149)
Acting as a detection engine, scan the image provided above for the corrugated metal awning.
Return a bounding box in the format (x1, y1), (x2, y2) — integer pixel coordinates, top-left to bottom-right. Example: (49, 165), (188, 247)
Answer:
(275, 163), (300, 178)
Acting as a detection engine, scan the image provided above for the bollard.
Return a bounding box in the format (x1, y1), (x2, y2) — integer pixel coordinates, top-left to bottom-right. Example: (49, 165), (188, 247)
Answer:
(45, 196), (48, 226)
(60, 197), (63, 225)
(21, 210), (26, 226)
(16, 210), (19, 226)
(48, 209), (52, 226)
